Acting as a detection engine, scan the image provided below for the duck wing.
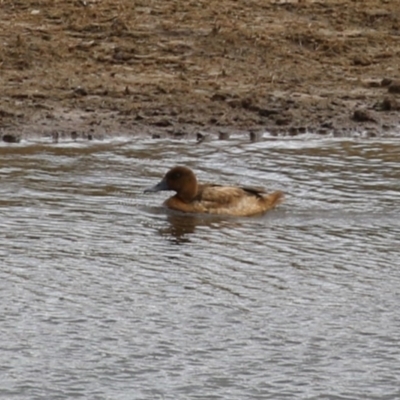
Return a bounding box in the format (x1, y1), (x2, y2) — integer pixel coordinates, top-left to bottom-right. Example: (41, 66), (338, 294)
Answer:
(197, 184), (264, 204)
(239, 186), (267, 198)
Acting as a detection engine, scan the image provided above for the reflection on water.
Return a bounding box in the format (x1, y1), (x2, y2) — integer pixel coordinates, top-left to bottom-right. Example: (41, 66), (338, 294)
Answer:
(161, 213), (206, 244)
(1, 136), (400, 400)
(157, 212), (245, 245)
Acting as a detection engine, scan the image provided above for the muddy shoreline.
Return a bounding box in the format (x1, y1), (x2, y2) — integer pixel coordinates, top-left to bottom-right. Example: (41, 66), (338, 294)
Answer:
(1, 1), (400, 141)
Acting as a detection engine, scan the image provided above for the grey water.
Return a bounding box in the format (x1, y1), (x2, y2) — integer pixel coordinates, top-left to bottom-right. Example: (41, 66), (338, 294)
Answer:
(1, 135), (399, 399)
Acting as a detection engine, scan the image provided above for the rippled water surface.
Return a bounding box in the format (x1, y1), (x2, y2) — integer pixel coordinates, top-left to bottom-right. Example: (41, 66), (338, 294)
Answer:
(1, 136), (399, 399)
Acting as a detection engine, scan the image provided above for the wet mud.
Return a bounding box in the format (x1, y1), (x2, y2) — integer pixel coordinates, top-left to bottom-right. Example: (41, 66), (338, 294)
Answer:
(1, 0), (400, 140)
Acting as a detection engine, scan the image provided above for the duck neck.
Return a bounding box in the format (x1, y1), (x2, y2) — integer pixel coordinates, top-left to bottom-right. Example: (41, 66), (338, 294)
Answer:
(177, 181), (198, 203)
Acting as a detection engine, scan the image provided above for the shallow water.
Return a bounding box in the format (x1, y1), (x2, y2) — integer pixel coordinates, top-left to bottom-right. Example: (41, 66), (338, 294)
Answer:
(1, 135), (399, 400)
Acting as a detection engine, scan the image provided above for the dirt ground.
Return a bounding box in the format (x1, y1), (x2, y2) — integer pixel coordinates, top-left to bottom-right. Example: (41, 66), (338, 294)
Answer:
(1, 0), (400, 141)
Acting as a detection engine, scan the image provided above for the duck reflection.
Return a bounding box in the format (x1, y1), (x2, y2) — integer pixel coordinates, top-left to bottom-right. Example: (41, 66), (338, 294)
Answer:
(157, 211), (241, 245)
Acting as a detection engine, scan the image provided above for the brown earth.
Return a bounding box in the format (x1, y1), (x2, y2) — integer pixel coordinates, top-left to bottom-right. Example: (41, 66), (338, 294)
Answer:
(1, 0), (400, 141)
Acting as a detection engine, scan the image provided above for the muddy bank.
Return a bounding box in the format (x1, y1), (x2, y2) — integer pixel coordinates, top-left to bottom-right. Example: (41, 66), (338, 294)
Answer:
(1, 0), (400, 141)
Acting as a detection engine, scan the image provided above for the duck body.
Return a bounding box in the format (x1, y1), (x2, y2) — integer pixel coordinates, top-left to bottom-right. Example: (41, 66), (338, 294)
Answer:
(145, 166), (284, 217)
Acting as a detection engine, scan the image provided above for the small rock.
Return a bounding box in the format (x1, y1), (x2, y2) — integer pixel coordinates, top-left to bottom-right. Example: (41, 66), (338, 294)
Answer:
(153, 119), (172, 127)
(258, 108), (278, 117)
(381, 78), (393, 87)
(365, 79), (382, 88)
(379, 97), (400, 111)
(320, 121), (334, 129)
(352, 56), (371, 66)
(74, 86), (88, 96)
(227, 99), (241, 108)
(211, 93), (227, 101)
(2, 133), (21, 143)
(52, 132), (59, 143)
(365, 129), (378, 138)
(135, 113), (144, 121)
(71, 131), (78, 141)
(218, 131), (230, 140)
(196, 132), (211, 144)
(172, 130), (185, 138)
(249, 131), (263, 142)
(239, 102), (261, 113)
(352, 109), (377, 123)
(388, 81), (400, 94)
(275, 117), (291, 126)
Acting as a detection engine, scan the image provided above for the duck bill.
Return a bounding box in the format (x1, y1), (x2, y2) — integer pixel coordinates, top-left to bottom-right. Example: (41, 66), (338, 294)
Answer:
(144, 178), (169, 193)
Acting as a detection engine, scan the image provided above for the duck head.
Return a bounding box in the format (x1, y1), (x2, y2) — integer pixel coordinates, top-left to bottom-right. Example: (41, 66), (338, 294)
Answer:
(144, 166), (198, 203)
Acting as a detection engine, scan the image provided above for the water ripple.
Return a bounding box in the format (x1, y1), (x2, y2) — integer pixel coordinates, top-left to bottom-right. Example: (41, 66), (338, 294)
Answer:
(1, 137), (399, 399)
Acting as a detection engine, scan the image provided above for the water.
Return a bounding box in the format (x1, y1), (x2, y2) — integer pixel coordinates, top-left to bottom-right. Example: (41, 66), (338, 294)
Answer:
(1, 135), (399, 399)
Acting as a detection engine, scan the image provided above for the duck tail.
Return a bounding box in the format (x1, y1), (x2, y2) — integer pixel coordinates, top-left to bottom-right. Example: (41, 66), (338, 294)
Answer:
(266, 190), (284, 209)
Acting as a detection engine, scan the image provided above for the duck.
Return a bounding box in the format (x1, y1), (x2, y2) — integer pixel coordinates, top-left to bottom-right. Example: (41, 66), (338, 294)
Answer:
(144, 166), (284, 217)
